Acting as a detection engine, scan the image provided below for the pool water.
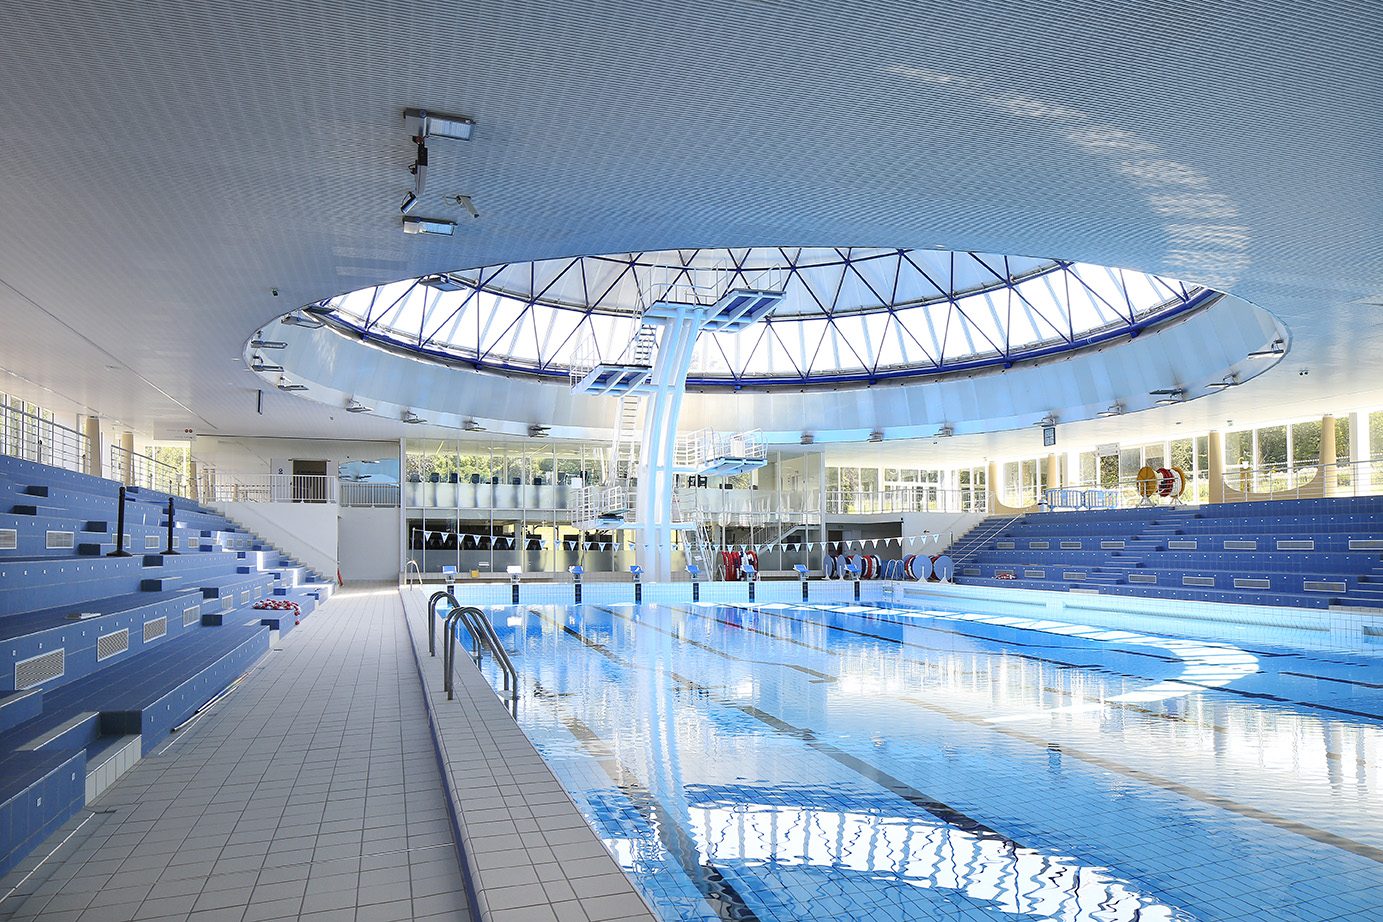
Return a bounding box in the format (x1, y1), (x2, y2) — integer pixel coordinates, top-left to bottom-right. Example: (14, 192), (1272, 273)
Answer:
(471, 600), (1383, 921)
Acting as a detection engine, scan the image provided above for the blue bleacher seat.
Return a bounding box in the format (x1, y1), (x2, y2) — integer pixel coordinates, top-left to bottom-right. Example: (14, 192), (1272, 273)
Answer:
(0, 454), (336, 876)
(951, 495), (1383, 610)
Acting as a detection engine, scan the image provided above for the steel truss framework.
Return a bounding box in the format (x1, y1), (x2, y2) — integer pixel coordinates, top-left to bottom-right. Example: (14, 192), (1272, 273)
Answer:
(318, 247), (1205, 389)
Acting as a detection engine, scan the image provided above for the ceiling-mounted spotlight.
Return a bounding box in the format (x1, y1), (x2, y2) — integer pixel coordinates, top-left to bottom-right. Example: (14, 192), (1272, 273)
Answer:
(867, 430), (884, 443)
(528, 424), (550, 438)
(1149, 387), (1185, 397)
(400, 191), (419, 215)
(402, 410), (426, 424)
(1096, 403), (1124, 418)
(453, 194), (480, 219)
(800, 433), (815, 445)
(419, 274), (464, 291)
(407, 109), (475, 142)
(1247, 338), (1286, 358)
(249, 337), (287, 350)
(1206, 374), (1240, 390)
(402, 216), (455, 236)
(345, 399), (372, 413)
(281, 312), (325, 329)
(463, 419), (486, 432)
(1035, 414), (1058, 427)
(248, 355), (284, 374)
(936, 425), (954, 438)
(276, 376), (307, 392)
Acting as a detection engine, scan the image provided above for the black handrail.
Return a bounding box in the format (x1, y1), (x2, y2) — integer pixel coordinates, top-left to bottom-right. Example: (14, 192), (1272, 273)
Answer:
(107, 485), (132, 558)
(161, 497), (180, 555)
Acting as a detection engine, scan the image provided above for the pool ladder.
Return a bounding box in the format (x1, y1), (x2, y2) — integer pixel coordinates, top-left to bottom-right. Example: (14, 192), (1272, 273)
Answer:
(403, 559), (423, 587)
(430, 591), (519, 710)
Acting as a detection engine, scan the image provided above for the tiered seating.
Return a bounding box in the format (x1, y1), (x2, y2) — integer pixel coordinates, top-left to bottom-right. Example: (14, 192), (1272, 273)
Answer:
(951, 495), (1383, 610)
(0, 455), (335, 875)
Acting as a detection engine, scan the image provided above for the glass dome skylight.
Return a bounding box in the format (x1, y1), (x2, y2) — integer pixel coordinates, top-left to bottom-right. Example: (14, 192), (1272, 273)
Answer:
(317, 247), (1211, 388)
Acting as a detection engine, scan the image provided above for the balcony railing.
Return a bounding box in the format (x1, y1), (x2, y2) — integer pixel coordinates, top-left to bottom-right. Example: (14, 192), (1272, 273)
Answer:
(0, 403), (89, 474)
(110, 445), (185, 496)
(826, 487), (988, 516)
(205, 473), (337, 504)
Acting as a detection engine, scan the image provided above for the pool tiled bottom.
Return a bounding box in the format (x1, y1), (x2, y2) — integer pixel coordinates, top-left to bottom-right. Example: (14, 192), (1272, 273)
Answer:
(470, 600), (1383, 921)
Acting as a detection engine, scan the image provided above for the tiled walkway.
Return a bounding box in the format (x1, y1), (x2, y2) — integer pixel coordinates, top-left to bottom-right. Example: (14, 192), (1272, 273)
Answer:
(0, 587), (471, 922)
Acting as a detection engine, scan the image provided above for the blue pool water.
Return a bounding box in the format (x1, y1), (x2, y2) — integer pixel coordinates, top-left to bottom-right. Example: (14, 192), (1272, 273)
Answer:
(470, 599), (1383, 921)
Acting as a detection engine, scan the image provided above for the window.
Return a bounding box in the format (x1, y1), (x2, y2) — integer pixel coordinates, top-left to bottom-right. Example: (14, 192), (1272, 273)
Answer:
(1258, 425), (1288, 467)
(1291, 420), (1321, 466)
(1224, 430), (1252, 467)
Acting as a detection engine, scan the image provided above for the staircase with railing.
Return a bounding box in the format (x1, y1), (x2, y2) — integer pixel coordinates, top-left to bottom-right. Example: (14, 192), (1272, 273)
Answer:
(673, 486), (719, 579)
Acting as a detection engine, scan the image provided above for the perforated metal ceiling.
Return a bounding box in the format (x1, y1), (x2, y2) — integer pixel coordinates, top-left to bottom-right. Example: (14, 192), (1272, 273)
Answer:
(0, 0), (1379, 450)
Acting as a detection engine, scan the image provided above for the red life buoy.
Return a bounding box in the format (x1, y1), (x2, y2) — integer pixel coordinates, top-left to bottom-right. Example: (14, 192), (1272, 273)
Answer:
(903, 554), (916, 580)
(1157, 467), (1174, 497)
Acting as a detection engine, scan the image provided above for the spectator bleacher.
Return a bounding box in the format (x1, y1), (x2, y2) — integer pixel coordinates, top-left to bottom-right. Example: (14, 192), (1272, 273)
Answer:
(0, 454), (334, 875)
(950, 495), (1383, 610)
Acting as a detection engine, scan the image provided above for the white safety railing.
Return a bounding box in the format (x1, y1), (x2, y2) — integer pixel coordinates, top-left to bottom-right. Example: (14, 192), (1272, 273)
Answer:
(0, 403), (90, 474)
(339, 481), (400, 507)
(110, 445), (186, 496)
(677, 429), (767, 470)
(827, 487), (988, 516)
(1221, 457), (1383, 500)
(206, 473), (338, 504)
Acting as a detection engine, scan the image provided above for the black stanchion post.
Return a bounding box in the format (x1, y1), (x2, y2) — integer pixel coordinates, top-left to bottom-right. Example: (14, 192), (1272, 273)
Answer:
(795, 564), (809, 601)
(161, 497), (179, 555)
(631, 565), (642, 604)
(107, 486), (132, 557)
(693, 582), (700, 602)
(854, 579), (861, 602)
(570, 566), (583, 604)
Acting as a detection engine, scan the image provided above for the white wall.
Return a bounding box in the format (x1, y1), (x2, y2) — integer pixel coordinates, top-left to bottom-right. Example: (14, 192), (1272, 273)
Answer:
(215, 501), (339, 578)
(194, 436), (398, 475)
(339, 507), (401, 582)
(900, 511), (988, 552)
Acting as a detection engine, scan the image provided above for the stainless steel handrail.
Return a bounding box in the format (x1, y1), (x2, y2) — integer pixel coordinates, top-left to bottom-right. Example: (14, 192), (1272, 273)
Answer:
(950, 514), (1025, 566)
(404, 560), (423, 587)
(438, 593), (518, 704)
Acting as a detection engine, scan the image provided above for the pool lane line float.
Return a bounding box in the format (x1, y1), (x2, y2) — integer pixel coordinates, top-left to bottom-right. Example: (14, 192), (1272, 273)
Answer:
(746, 549), (759, 577)
(1171, 465), (1189, 499)
(903, 554), (916, 580)
(1157, 467), (1175, 497)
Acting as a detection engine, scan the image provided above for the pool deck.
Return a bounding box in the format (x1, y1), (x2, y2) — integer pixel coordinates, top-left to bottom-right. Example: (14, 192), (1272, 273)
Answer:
(0, 586), (471, 922)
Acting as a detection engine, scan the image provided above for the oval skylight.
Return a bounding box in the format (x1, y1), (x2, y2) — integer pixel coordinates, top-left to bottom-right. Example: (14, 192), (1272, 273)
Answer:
(317, 247), (1210, 388)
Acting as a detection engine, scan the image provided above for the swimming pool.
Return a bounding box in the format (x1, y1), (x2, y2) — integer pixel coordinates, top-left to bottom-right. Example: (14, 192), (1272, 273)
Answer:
(463, 597), (1383, 921)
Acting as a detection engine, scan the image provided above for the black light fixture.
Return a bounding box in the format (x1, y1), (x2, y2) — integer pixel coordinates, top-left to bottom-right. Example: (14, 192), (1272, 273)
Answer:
(867, 430), (884, 443)
(346, 399), (372, 413)
(249, 355), (284, 373)
(1247, 338), (1286, 358)
(249, 337), (287, 350)
(402, 410), (426, 424)
(528, 424), (550, 438)
(276, 376), (307, 392)
(281, 312), (325, 329)
(463, 419), (486, 432)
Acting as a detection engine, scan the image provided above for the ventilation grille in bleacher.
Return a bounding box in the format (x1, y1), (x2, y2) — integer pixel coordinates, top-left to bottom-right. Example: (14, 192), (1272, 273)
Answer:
(962, 567), (980, 576)
(1234, 577), (1270, 590)
(1304, 580), (1346, 593)
(1349, 540), (1383, 551)
(46, 530), (75, 549)
(1183, 576), (1216, 587)
(1129, 573), (1158, 584)
(1024, 569), (1046, 579)
(15, 649), (64, 689)
(996, 541), (1015, 549)
(221, 596), (233, 611)
(1060, 541), (1081, 549)
(1169, 539), (1197, 549)
(1100, 540), (1124, 549)
(1225, 540), (1257, 550)
(1277, 539), (1314, 550)
(143, 616), (167, 643)
(0, 528), (16, 550)
(996, 569), (1015, 578)
(97, 628), (129, 661)
(1029, 540), (1049, 550)
(1063, 571), (1086, 580)
(145, 535), (160, 549)
(183, 604), (201, 626)
(239, 590), (251, 606)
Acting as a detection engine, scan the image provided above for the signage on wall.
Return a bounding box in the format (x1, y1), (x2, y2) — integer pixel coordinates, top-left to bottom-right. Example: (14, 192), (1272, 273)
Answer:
(1042, 425), (1056, 447)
